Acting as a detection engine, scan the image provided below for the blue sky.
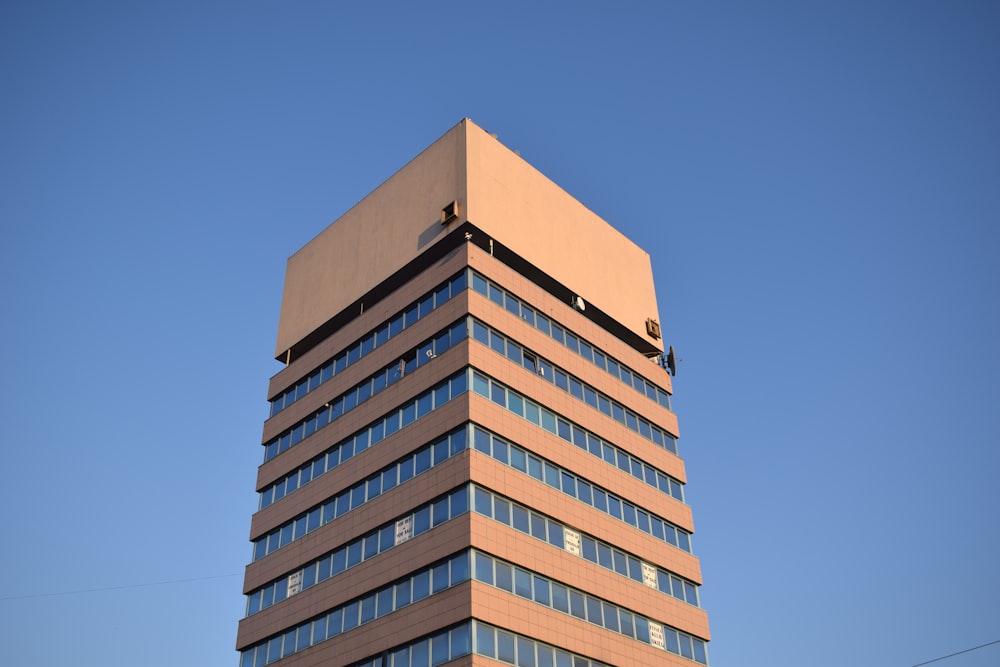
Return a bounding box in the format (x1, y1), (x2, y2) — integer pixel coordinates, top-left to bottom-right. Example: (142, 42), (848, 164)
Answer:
(1, 2), (998, 666)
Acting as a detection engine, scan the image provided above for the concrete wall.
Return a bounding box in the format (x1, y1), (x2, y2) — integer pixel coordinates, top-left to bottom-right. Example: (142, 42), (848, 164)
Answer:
(464, 121), (662, 352)
(275, 122), (468, 357)
(275, 119), (662, 358)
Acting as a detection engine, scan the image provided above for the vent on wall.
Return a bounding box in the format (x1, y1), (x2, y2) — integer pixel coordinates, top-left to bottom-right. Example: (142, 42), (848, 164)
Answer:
(441, 200), (459, 225)
(645, 318), (661, 340)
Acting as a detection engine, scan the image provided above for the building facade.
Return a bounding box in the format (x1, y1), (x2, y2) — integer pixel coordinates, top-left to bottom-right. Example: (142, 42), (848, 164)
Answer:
(236, 119), (710, 667)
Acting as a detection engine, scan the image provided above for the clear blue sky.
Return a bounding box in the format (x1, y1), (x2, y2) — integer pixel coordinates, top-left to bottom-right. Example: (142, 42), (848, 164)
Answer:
(1, 2), (997, 666)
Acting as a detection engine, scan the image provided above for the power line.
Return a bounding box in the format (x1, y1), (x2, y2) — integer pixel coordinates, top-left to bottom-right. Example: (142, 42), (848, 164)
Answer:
(0, 573), (241, 602)
(911, 639), (1000, 667)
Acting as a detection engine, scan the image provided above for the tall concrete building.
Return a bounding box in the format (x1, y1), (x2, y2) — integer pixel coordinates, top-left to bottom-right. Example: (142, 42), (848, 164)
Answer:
(236, 119), (710, 667)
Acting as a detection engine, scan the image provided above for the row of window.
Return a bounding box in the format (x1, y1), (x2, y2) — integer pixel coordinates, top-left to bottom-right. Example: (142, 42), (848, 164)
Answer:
(474, 551), (709, 665)
(470, 621), (612, 667)
(251, 425), (696, 615)
(262, 357), (680, 513)
(242, 548), (707, 667)
(470, 425), (690, 551)
(260, 365), (467, 510)
(471, 365), (679, 485)
(470, 382), (683, 501)
(347, 622), (473, 667)
(470, 427), (698, 603)
(240, 551), (470, 667)
(472, 484), (697, 605)
(472, 317), (679, 457)
(270, 270), (468, 417)
(469, 269), (672, 411)
(246, 619), (617, 667)
(347, 620), (613, 667)
(252, 373), (470, 561)
(248, 455), (469, 614)
(269, 264), (669, 425)
(264, 319), (469, 462)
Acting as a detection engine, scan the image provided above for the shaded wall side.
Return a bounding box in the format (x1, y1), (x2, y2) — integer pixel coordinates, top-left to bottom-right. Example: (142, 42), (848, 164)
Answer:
(463, 123), (662, 351)
(275, 122), (469, 356)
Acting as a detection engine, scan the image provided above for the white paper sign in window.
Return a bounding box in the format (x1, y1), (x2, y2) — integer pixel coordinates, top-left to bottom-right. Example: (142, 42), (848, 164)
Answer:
(287, 570), (303, 597)
(395, 515), (414, 545)
(641, 562), (658, 589)
(563, 528), (581, 556)
(648, 621), (665, 650)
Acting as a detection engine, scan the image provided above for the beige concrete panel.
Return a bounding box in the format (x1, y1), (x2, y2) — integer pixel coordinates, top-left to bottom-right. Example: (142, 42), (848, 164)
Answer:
(463, 121), (663, 350)
(275, 122), (469, 357)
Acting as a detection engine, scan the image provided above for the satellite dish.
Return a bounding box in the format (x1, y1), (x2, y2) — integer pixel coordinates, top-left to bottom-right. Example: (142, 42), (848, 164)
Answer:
(572, 296), (586, 312)
(425, 349), (437, 359)
(665, 346), (677, 377)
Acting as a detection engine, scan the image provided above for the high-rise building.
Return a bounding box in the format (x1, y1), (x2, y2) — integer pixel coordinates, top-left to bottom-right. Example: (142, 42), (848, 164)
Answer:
(236, 119), (710, 667)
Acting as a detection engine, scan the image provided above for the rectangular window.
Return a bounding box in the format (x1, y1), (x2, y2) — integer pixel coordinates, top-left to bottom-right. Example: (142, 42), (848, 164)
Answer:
(471, 272), (488, 295)
(432, 497), (449, 527)
(376, 587), (394, 617)
(412, 569), (430, 601)
(619, 610), (634, 638)
(475, 552), (494, 585)
(510, 446), (527, 472)
(476, 623), (496, 659)
(603, 602), (619, 632)
(431, 562), (449, 594)
(597, 543), (613, 569)
(494, 497), (510, 525)
(413, 505), (430, 534)
(342, 601), (359, 631)
(551, 583), (568, 613)
(512, 505), (529, 533)
(363, 534), (378, 560)
(493, 438), (509, 465)
(501, 334), (522, 362)
(415, 447), (432, 474)
(530, 513), (546, 540)
(346, 540), (362, 567)
(432, 631), (450, 666)
(533, 575), (550, 606)
(495, 560), (513, 592)
(547, 522), (564, 549)
(472, 320), (489, 344)
(326, 608), (343, 638)
(474, 487), (493, 516)
(360, 594), (376, 623)
(585, 596), (603, 624)
(472, 373), (489, 397)
(490, 383), (506, 407)
(517, 636), (536, 667)
(450, 485), (468, 515)
(331, 548), (346, 575)
(395, 578), (411, 607)
(451, 551), (469, 583)
(432, 437), (449, 464)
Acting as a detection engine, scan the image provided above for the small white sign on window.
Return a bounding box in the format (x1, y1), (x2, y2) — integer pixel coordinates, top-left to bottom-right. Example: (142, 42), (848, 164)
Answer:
(395, 515), (414, 545)
(563, 528), (581, 556)
(287, 570), (303, 597)
(641, 562), (658, 589)
(649, 621), (665, 650)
